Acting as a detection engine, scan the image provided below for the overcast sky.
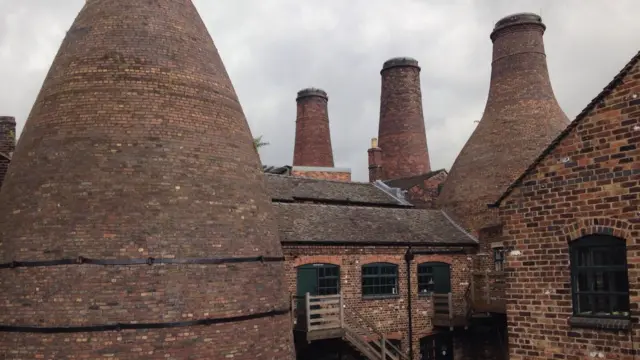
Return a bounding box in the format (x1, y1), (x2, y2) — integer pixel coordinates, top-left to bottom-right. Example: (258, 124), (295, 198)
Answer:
(0, 1), (638, 181)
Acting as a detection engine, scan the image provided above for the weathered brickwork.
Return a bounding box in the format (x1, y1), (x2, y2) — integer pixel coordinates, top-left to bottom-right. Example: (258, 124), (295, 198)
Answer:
(0, 1), (294, 359)
(438, 13), (569, 234)
(403, 171), (448, 209)
(282, 244), (473, 359)
(377, 57), (431, 180)
(291, 169), (351, 182)
(497, 53), (640, 359)
(0, 116), (15, 189)
(293, 88), (335, 167)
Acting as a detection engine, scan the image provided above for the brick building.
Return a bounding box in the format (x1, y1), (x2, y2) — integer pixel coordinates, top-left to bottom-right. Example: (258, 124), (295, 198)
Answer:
(265, 173), (483, 360)
(491, 51), (640, 359)
(1, 2), (634, 360)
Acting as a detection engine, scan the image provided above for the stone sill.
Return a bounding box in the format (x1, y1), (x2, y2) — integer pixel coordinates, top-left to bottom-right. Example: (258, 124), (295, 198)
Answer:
(362, 295), (401, 301)
(569, 316), (631, 331)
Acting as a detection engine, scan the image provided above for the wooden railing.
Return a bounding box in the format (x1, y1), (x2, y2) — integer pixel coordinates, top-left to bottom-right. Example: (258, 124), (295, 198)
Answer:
(343, 305), (408, 360)
(291, 293), (343, 332)
(291, 292), (408, 360)
(470, 271), (506, 313)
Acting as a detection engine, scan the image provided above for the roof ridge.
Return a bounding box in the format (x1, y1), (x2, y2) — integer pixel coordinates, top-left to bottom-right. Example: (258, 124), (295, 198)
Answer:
(492, 50), (640, 207)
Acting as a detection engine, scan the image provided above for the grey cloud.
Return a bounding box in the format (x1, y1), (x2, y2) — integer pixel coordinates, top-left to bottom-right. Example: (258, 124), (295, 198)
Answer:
(1, 0), (638, 181)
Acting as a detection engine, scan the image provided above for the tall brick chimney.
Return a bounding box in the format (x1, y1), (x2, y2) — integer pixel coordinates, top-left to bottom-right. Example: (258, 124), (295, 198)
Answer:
(437, 13), (569, 233)
(0, 116), (16, 189)
(0, 1), (294, 359)
(293, 87), (334, 167)
(368, 137), (383, 182)
(375, 57), (431, 180)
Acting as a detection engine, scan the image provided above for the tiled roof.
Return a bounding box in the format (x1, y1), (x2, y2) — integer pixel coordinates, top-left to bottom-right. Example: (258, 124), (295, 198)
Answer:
(274, 202), (477, 245)
(383, 169), (447, 189)
(265, 174), (408, 206)
(492, 50), (640, 207)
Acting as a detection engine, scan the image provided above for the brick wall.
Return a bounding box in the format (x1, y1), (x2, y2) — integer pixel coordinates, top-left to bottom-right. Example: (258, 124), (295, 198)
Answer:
(291, 168), (351, 182)
(0, 116), (16, 189)
(404, 171), (448, 209)
(282, 244), (474, 359)
(498, 57), (640, 359)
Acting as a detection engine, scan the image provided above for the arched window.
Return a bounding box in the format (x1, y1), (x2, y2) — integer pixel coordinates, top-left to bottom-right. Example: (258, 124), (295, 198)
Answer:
(362, 262), (398, 297)
(570, 234), (630, 318)
(417, 262), (451, 295)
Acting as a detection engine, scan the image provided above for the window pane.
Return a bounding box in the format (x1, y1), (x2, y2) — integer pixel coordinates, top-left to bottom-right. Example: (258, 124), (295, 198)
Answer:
(362, 264), (397, 296)
(614, 295), (630, 314)
(612, 271), (630, 293)
(576, 272), (590, 292)
(571, 235), (630, 318)
(577, 295), (593, 314)
(593, 271), (609, 292)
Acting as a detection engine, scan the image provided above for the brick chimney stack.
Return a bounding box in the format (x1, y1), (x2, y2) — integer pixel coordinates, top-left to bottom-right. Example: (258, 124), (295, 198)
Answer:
(368, 137), (383, 182)
(293, 87), (334, 167)
(0, 116), (16, 188)
(0, 0), (294, 358)
(437, 13), (569, 233)
(376, 57), (431, 181)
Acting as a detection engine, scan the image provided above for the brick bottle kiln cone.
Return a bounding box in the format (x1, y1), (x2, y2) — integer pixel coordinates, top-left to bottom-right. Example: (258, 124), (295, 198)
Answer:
(0, 1), (294, 358)
(376, 57), (431, 180)
(437, 13), (570, 232)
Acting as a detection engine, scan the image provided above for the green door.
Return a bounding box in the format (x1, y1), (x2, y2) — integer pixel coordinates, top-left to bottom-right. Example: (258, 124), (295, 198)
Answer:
(296, 264), (340, 328)
(297, 266), (318, 297)
(432, 264), (451, 294)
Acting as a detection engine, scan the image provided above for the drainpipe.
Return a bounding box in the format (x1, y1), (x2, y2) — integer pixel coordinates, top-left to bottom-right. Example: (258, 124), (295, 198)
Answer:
(404, 247), (415, 359)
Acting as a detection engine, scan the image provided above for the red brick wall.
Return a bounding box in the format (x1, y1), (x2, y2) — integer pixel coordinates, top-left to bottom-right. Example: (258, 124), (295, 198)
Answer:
(282, 244), (474, 359)
(291, 169), (351, 182)
(498, 59), (640, 359)
(404, 171), (448, 209)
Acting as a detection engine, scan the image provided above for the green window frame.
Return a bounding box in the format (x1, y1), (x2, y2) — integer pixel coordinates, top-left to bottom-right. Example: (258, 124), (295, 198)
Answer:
(570, 234), (630, 318)
(317, 264), (340, 295)
(417, 262), (451, 295)
(362, 262), (398, 297)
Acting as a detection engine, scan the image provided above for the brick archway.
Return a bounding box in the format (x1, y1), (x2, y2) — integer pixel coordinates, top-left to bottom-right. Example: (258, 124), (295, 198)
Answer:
(561, 217), (634, 243)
